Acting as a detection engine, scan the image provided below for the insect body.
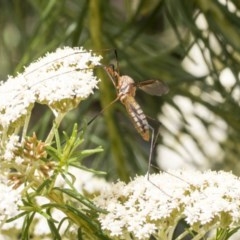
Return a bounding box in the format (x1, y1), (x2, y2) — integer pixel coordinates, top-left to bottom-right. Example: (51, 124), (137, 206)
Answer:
(104, 66), (169, 142)
(117, 75), (150, 141)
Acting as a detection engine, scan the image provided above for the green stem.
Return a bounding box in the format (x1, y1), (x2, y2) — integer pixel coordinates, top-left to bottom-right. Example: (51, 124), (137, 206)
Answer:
(88, 0), (129, 181)
(21, 110), (32, 143)
(45, 112), (65, 145)
(47, 190), (99, 239)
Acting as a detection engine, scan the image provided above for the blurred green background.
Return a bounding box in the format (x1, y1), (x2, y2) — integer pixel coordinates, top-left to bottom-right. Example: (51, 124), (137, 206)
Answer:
(1, 0), (240, 181)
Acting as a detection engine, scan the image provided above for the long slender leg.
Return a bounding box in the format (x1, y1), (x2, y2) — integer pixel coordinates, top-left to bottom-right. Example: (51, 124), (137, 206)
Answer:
(87, 97), (119, 126)
(146, 123), (193, 197)
(147, 125), (155, 180)
(146, 116), (161, 178)
(147, 124), (171, 196)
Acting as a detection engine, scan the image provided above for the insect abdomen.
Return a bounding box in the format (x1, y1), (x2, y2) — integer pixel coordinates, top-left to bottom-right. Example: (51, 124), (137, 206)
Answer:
(124, 97), (150, 141)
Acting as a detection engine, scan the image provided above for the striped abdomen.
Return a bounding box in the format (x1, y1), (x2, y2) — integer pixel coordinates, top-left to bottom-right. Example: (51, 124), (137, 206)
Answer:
(124, 97), (150, 141)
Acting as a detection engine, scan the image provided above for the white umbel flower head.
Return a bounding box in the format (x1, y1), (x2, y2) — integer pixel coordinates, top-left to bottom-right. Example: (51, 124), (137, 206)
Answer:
(0, 74), (35, 130)
(2, 134), (20, 162)
(93, 170), (240, 240)
(0, 178), (22, 229)
(0, 47), (102, 130)
(25, 47), (102, 112)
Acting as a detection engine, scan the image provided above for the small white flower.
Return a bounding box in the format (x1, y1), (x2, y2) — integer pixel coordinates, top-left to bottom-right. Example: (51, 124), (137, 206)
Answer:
(93, 170), (240, 240)
(0, 179), (23, 229)
(2, 135), (20, 161)
(0, 46), (102, 129)
(0, 74), (35, 129)
(24, 47), (102, 112)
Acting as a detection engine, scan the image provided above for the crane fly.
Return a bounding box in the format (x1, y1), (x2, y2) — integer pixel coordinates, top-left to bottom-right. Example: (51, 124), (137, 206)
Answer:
(97, 64), (169, 178)
(1, 47), (187, 195)
(104, 66), (169, 141)
(1, 46), (168, 178)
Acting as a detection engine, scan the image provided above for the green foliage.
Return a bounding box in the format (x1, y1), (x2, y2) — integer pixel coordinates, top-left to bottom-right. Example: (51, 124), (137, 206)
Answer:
(5, 124), (107, 239)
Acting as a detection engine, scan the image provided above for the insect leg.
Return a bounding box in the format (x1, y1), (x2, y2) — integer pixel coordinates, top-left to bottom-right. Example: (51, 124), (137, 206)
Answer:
(147, 124), (155, 180)
(146, 122), (161, 179)
(87, 97), (119, 126)
(147, 124), (172, 196)
(145, 115), (162, 174)
(102, 65), (118, 88)
(146, 122), (194, 197)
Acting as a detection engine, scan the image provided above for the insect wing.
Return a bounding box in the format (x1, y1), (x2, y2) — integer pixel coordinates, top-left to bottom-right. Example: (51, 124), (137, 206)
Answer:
(137, 80), (169, 96)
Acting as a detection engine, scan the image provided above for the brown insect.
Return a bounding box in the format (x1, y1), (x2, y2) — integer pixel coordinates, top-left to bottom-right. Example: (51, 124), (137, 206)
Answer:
(104, 65), (169, 142)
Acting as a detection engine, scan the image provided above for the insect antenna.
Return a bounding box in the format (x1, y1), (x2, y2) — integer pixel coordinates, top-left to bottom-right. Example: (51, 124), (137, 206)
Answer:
(114, 49), (120, 75)
(85, 59), (122, 127)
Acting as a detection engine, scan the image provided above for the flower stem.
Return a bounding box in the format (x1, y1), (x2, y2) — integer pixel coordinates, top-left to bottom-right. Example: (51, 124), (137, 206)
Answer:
(45, 112), (65, 144)
(88, 0), (130, 181)
(21, 110), (32, 143)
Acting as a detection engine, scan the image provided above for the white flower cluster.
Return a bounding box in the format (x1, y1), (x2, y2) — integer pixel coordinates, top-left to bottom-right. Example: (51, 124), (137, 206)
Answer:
(0, 47), (102, 130)
(2, 134), (20, 161)
(0, 168), (109, 239)
(0, 179), (22, 229)
(93, 170), (240, 240)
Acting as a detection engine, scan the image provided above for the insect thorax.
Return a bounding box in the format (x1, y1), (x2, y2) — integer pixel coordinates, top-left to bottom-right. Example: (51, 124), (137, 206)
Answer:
(118, 75), (136, 103)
